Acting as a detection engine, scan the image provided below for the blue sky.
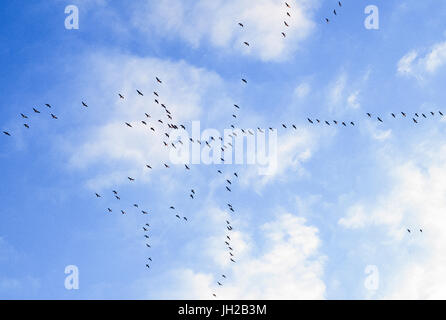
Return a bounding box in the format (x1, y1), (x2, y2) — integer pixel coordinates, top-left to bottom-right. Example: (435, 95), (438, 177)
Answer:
(2, 0), (446, 299)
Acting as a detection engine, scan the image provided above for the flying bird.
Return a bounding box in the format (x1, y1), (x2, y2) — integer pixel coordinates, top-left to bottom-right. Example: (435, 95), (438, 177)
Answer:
(82, 102), (88, 108)
(156, 77), (162, 83)
(137, 90), (144, 96)
(118, 94), (124, 99)
(33, 108), (40, 113)
(3, 131), (11, 136)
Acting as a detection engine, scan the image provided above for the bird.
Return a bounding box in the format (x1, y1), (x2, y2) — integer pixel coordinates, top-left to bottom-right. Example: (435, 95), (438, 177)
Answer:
(82, 102), (88, 108)
(308, 118), (314, 124)
(285, 2), (290, 8)
(156, 77), (162, 83)
(226, 186), (231, 192)
(243, 42), (250, 46)
(284, 21), (289, 27)
(377, 117), (383, 122)
(33, 108), (40, 113)
(45, 104), (51, 108)
(145, 264), (150, 269)
(24, 124), (30, 129)
(95, 193), (101, 198)
(234, 172), (238, 178)
(51, 114), (58, 119)
(338, 1), (342, 7)
(107, 208), (112, 213)
(367, 113), (371, 118)
(325, 18), (330, 23)
(401, 112), (406, 117)
(3, 131), (11, 136)
(20, 113), (28, 119)
(440, 111), (444, 116)
(238, 22), (244, 27)
(146, 165), (152, 169)
(413, 118), (418, 123)
(282, 32), (286, 38)
(136, 90), (144, 96)
(391, 113), (396, 118)
(241, 79), (248, 83)
(407, 229), (411, 233)
(125, 122), (133, 128)
(118, 94), (124, 99)
(128, 177), (135, 181)
(217, 282), (222, 286)
(142, 210), (148, 215)
(334, 10), (337, 15)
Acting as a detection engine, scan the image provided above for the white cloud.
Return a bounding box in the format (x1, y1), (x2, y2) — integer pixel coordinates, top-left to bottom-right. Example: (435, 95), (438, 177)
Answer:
(347, 91), (360, 109)
(397, 41), (446, 80)
(65, 52), (229, 190)
(134, 0), (319, 62)
(294, 82), (311, 98)
(338, 140), (446, 298)
(164, 212), (326, 299)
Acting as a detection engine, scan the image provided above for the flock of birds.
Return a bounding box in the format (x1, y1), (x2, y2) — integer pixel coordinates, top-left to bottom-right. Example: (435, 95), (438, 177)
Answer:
(1, 1), (427, 298)
(325, 1), (343, 23)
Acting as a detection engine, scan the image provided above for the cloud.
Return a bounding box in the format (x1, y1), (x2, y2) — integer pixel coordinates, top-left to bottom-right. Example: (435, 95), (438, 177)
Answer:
(164, 212), (326, 299)
(294, 82), (311, 99)
(338, 139), (446, 298)
(347, 91), (360, 109)
(397, 40), (446, 80)
(133, 0), (319, 62)
(65, 52), (230, 189)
